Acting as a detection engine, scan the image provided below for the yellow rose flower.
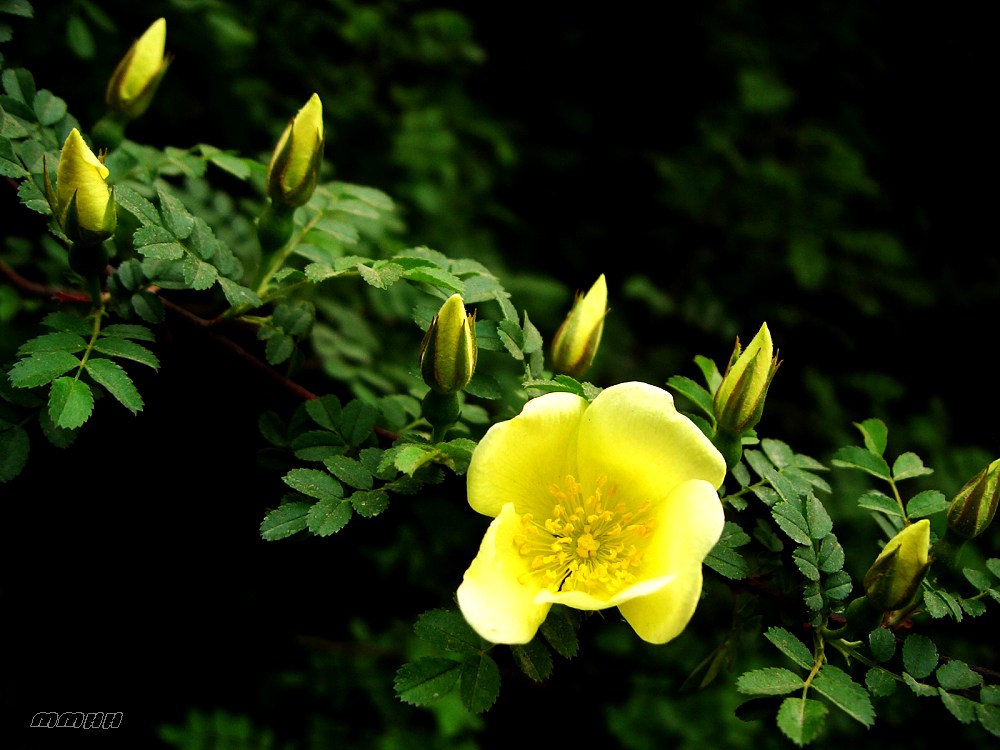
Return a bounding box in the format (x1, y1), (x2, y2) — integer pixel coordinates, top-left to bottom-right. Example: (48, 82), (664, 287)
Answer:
(55, 128), (115, 243)
(550, 274), (608, 379)
(863, 519), (932, 611)
(266, 93), (325, 208)
(457, 381), (727, 644)
(419, 293), (478, 395)
(105, 18), (171, 120)
(714, 322), (779, 436)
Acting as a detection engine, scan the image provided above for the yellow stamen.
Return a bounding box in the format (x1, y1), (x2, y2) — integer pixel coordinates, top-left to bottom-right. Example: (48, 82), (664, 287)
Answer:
(515, 474), (655, 596)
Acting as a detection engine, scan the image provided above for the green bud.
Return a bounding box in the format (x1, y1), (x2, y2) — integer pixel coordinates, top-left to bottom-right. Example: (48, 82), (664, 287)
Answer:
(55, 129), (116, 245)
(266, 93), (325, 208)
(946, 458), (1000, 539)
(550, 274), (608, 378)
(713, 322), (779, 435)
(863, 519), (932, 612)
(105, 18), (171, 120)
(419, 294), (477, 394)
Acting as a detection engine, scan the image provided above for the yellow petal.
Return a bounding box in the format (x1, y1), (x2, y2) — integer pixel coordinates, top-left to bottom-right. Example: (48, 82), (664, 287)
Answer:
(457, 503), (551, 644)
(284, 93), (324, 191)
(576, 382), (726, 499)
(616, 478), (725, 643)
(56, 129), (111, 231)
(122, 18), (167, 102)
(466, 392), (588, 519)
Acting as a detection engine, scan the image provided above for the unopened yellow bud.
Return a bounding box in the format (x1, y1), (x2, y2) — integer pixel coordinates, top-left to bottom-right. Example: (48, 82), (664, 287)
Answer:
(713, 322), (779, 435)
(550, 274), (608, 378)
(863, 519), (932, 611)
(105, 18), (171, 120)
(55, 129), (116, 244)
(419, 294), (478, 394)
(266, 93), (325, 208)
(946, 459), (1000, 539)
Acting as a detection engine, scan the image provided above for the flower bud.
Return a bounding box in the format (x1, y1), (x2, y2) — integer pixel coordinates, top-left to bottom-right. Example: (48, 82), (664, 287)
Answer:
(419, 294), (477, 394)
(863, 519), (932, 612)
(105, 18), (171, 120)
(54, 129), (116, 245)
(946, 458), (1000, 539)
(550, 274), (608, 378)
(713, 322), (779, 435)
(266, 93), (325, 208)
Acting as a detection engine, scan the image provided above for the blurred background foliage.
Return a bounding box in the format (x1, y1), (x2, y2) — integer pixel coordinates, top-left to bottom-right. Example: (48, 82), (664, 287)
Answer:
(3, 0), (996, 748)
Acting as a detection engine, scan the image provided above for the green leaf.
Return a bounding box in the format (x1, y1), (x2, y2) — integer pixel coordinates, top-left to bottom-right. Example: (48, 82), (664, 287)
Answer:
(857, 489), (902, 517)
(41, 311), (92, 336)
(323, 454), (373, 490)
(183, 256), (218, 290)
(831, 445), (891, 480)
(349, 489), (388, 518)
(772, 501), (812, 545)
(33, 89), (66, 126)
(539, 605), (579, 659)
(305, 395), (342, 430)
(17, 332), (87, 355)
(905, 490), (948, 518)
(459, 653), (500, 714)
(291, 430), (345, 461)
(854, 418), (888, 456)
(47, 376), (93, 429)
(902, 672), (937, 697)
(902, 634), (938, 678)
(811, 665), (874, 727)
(939, 689), (978, 723)
(137, 241), (184, 260)
(340, 399), (377, 447)
(264, 332), (294, 365)
(260, 501), (310, 540)
(764, 627), (813, 670)
(92, 337), (159, 369)
(8, 351), (80, 387)
(512, 639), (553, 683)
(821, 570), (853, 602)
(388, 443), (439, 475)
(403, 266), (464, 294)
(102, 324), (156, 342)
(306, 496), (352, 536)
(892, 451), (933, 481)
(736, 667), (803, 696)
(0, 424), (29, 482)
(116, 184), (162, 226)
(923, 588), (963, 620)
(776, 697), (828, 746)
(816, 533), (845, 573)
(395, 657), (461, 706)
(864, 668), (896, 698)
(804, 496), (833, 539)
(705, 544), (750, 580)
(283, 468), (343, 501)
(85, 358), (142, 414)
(936, 660), (982, 690)
(414, 609), (484, 655)
(868, 627), (895, 662)
(217, 277), (261, 308)
(977, 703), (1000, 738)
(792, 546), (820, 581)
(666, 375), (715, 418)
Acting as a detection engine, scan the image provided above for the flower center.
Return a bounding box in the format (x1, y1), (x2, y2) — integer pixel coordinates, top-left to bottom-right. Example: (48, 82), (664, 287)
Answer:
(514, 474), (655, 597)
